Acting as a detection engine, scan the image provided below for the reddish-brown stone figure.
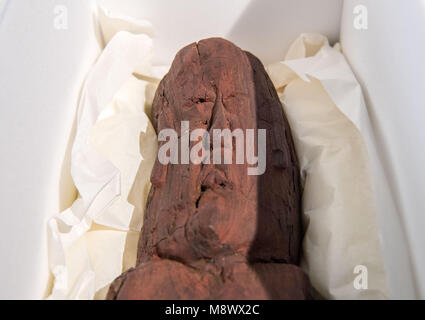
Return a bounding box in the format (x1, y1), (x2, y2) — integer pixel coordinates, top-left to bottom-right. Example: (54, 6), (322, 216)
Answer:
(107, 38), (312, 300)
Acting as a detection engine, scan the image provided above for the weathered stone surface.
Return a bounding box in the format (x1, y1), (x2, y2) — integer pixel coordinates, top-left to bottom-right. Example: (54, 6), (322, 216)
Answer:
(107, 38), (312, 300)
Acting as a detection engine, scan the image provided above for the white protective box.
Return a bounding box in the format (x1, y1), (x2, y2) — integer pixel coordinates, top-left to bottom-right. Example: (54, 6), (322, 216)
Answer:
(0, 0), (423, 299)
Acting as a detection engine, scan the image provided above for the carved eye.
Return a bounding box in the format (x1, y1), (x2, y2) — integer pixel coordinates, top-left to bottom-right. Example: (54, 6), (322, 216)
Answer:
(222, 94), (248, 113)
(182, 97), (212, 110)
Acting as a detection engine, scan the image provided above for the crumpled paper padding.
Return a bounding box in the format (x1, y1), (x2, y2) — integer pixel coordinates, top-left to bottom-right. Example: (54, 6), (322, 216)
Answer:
(89, 76), (158, 232)
(98, 6), (154, 46)
(267, 34), (388, 299)
(47, 10), (160, 299)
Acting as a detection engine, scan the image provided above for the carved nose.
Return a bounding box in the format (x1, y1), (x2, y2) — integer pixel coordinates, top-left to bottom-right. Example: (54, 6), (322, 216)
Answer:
(209, 90), (230, 133)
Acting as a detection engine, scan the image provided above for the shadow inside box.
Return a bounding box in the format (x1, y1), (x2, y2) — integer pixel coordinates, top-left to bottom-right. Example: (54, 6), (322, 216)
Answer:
(245, 51), (312, 299)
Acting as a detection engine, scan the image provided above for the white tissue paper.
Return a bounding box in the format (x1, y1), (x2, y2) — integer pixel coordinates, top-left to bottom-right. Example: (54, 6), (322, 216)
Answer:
(267, 34), (388, 299)
(47, 11), (388, 300)
(47, 9), (162, 299)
